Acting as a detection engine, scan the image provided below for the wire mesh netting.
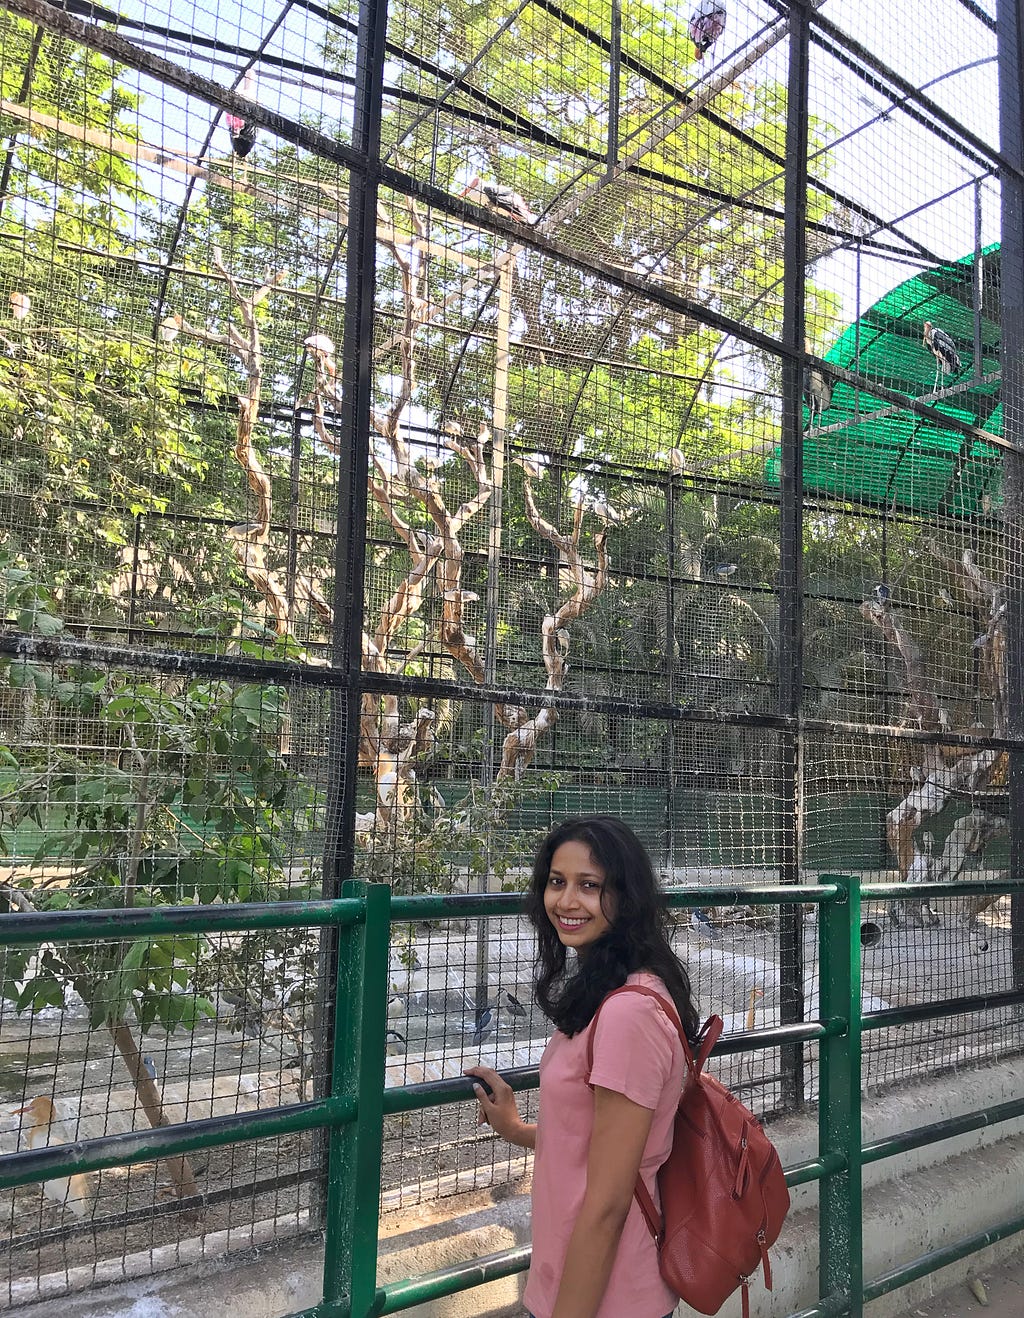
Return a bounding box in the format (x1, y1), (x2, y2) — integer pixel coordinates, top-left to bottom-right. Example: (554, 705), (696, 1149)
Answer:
(0, 0), (1021, 1304)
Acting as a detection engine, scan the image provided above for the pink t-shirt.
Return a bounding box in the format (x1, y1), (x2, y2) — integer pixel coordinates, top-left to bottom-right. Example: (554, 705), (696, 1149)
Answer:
(522, 972), (684, 1318)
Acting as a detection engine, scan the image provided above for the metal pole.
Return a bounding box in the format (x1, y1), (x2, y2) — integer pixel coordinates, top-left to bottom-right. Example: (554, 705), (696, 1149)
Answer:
(818, 875), (863, 1317)
(997, 0), (1024, 996)
(607, 0), (621, 175)
(665, 472), (678, 867)
(974, 178), (985, 385)
(475, 261), (513, 1016)
(322, 881), (390, 1316)
(778, 0), (811, 1111)
(316, 0), (389, 1218)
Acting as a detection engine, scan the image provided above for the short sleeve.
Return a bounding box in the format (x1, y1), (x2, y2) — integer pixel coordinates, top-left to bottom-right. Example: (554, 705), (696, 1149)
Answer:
(587, 991), (680, 1110)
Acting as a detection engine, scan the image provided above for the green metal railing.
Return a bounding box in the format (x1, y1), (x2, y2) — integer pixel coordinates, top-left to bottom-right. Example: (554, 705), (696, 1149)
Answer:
(3, 875), (1024, 1317)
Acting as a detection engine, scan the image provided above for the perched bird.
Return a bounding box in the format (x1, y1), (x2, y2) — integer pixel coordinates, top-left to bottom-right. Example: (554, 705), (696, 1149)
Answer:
(937, 587), (955, 609)
(303, 332), (337, 379)
(713, 562), (737, 579)
(470, 1005), (495, 1046)
(689, 0), (727, 60)
(873, 582), (891, 606)
(655, 447), (688, 473)
(12, 1097), (96, 1218)
(458, 176), (538, 225)
(225, 75), (257, 159)
(690, 908), (719, 941)
(803, 360), (833, 431)
(587, 496), (623, 524)
(922, 321), (962, 392)
(9, 290), (30, 321)
(228, 521), (264, 539)
(515, 453), (549, 482)
(503, 989), (528, 1019)
(142, 1055), (157, 1081)
(157, 313), (182, 344)
(226, 114), (257, 158)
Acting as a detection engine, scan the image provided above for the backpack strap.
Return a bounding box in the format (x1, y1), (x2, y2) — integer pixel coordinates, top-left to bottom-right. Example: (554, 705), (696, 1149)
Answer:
(585, 985), (723, 1243)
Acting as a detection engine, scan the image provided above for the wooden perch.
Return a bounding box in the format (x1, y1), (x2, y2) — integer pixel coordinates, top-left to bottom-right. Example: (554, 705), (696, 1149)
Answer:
(498, 473), (611, 779)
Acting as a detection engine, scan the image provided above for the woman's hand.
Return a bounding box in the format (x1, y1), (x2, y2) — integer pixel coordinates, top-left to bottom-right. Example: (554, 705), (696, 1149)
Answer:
(465, 1066), (536, 1148)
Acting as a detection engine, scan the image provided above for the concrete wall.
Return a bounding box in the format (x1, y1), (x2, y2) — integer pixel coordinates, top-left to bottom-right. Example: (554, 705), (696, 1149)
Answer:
(12, 1055), (1024, 1318)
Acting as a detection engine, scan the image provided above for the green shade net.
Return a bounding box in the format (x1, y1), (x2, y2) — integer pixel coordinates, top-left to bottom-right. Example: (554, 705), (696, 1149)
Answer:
(765, 244), (1003, 515)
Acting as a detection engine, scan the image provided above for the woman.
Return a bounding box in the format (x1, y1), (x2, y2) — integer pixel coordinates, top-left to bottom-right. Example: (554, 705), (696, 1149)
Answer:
(466, 815), (698, 1318)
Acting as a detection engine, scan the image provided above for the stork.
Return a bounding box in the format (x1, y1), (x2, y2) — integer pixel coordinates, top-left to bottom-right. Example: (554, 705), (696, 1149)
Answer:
(689, 1), (727, 60)
(12, 1096), (96, 1218)
(922, 321), (961, 393)
(803, 359), (833, 431)
(458, 176), (539, 225)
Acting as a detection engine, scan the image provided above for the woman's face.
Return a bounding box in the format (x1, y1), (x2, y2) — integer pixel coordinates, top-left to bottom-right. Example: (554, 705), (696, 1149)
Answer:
(544, 838), (614, 951)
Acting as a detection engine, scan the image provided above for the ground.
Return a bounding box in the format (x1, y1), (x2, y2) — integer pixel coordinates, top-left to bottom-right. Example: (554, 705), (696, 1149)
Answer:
(896, 1250), (1024, 1317)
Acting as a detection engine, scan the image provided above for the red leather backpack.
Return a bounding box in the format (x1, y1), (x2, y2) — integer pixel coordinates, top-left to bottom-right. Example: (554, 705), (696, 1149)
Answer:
(587, 985), (790, 1318)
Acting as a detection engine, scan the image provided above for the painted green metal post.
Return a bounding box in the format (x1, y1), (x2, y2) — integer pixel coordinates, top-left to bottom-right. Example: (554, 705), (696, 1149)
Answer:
(322, 881), (391, 1316)
(818, 875), (863, 1317)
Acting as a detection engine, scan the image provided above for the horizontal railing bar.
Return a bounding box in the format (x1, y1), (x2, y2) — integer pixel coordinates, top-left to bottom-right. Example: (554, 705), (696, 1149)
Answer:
(784, 1153), (847, 1186)
(862, 1209), (1024, 1301)
(0, 1096), (354, 1190)
(787, 1296), (851, 1318)
(0, 898), (364, 945)
(862, 1094), (1024, 1165)
(372, 1244), (533, 1315)
(382, 1021), (842, 1114)
(383, 1068), (539, 1114)
(862, 881), (1020, 900)
(390, 886), (842, 922)
(862, 985), (1024, 1029)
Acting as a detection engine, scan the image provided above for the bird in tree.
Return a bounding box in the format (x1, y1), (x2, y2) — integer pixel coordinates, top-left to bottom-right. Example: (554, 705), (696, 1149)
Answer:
(922, 321), (961, 393)
(304, 332), (337, 379)
(158, 313), (182, 344)
(689, 0), (727, 60)
(458, 176), (539, 225)
(225, 73), (257, 159)
(9, 290), (30, 321)
(803, 355), (833, 431)
(873, 582), (891, 606)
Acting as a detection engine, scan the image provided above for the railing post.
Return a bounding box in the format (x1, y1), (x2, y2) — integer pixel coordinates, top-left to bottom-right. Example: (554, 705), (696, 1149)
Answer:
(818, 874), (863, 1317)
(322, 880), (391, 1316)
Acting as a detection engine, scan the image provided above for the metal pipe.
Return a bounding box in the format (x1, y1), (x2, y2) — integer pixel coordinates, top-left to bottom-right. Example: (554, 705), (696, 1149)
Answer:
(818, 874), (864, 1316)
(0, 1097), (354, 1190)
(0, 897), (363, 945)
(778, 0), (811, 1113)
(863, 1209), (1024, 1302)
(997, 0), (1024, 1003)
(862, 1093), (1024, 1165)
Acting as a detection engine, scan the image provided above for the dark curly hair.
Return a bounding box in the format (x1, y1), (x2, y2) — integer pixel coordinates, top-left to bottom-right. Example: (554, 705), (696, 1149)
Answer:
(525, 815), (699, 1040)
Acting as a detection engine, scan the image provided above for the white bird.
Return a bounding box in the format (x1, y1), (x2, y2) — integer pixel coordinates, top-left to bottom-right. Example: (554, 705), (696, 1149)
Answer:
(12, 1096), (96, 1218)
(689, 0), (726, 60)
(158, 313), (182, 344)
(304, 333), (337, 378)
(458, 176), (538, 225)
(655, 447), (688, 472)
(10, 290), (31, 321)
(587, 496), (623, 523)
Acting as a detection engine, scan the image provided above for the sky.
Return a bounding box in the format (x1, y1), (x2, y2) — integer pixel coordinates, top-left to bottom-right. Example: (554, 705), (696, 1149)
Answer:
(102, 0), (1001, 350)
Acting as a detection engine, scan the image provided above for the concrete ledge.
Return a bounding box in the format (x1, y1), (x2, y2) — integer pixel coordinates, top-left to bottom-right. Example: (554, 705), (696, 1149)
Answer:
(11, 1054), (1024, 1317)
